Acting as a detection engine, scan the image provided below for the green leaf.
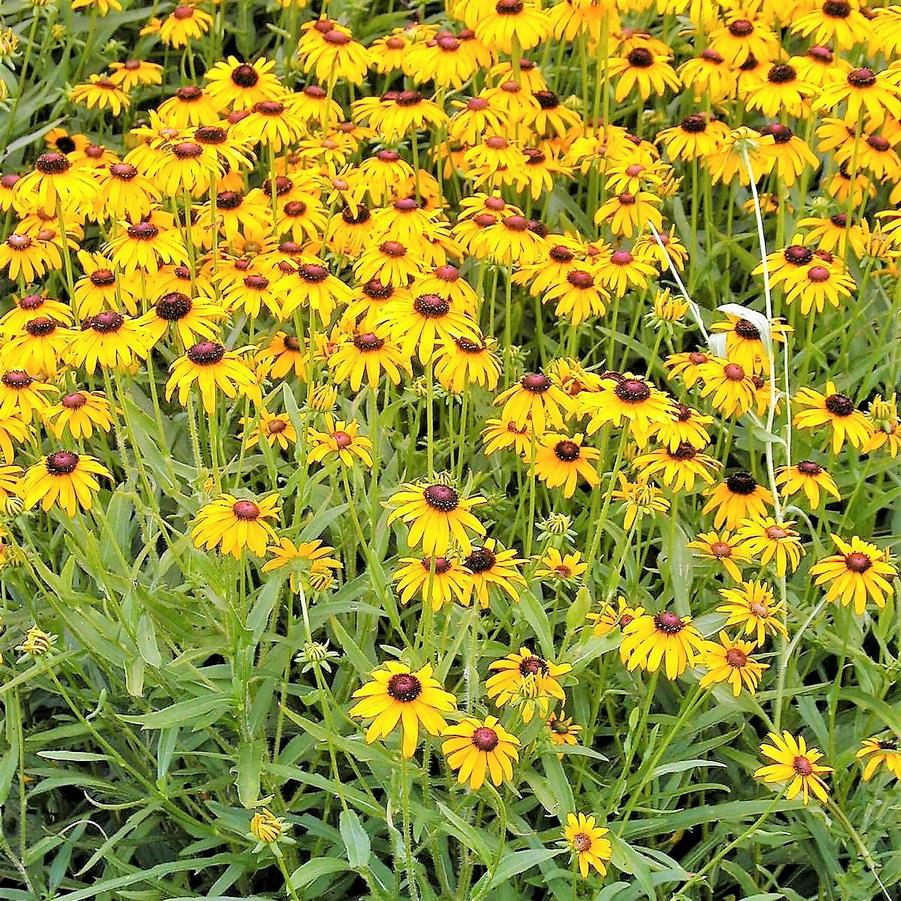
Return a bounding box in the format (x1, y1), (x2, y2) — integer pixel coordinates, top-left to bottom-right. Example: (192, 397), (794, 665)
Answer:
(488, 848), (565, 886)
(339, 809), (371, 869)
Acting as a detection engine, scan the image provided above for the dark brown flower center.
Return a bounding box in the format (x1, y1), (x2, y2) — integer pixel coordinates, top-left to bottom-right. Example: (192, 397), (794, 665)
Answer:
(681, 114), (707, 133)
(254, 100), (284, 115)
(127, 221), (159, 240)
(554, 440), (581, 462)
(726, 471), (757, 494)
(2, 370), (32, 389)
(572, 832), (592, 853)
(728, 18), (753, 35)
(471, 726), (499, 751)
(465, 547), (496, 573)
(62, 391), (87, 409)
(734, 318), (760, 339)
(387, 673), (422, 702)
(765, 525), (789, 540)
(495, 0), (524, 12)
(35, 152), (70, 175)
(25, 317), (56, 337)
(413, 294), (450, 318)
(332, 430), (353, 448)
(824, 393), (854, 416)
(725, 647), (748, 667)
(298, 263), (329, 283)
(793, 755), (813, 776)
(353, 333), (384, 352)
(784, 245), (813, 265)
(724, 363), (745, 381)
(654, 610), (684, 634)
(549, 245), (575, 263)
(156, 292), (192, 320)
(231, 63), (259, 87)
(615, 378), (651, 403)
(176, 84), (202, 100)
(844, 551), (871, 573)
(710, 540), (732, 558)
(823, 0), (850, 17)
(232, 499), (260, 520)
(91, 311), (124, 333)
(521, 372), (551, 393)
(848, 67), (875, 88)
(46, 450), (79, 475)
(186, 341), (226, 365)
(267, 418), (288, 434)
(455, 337), (483, 353)
(196, 125), (227, 144)
(423, 484), (458, 511)
(627, 47), (653, 68)
(797, 460), (821, 475)
(109, 162), (138, 180)
(567, 270), (594, 289)
(173, 141), (203, 159)
(518, 655), (548, 676)
(768, 64), (796, 84)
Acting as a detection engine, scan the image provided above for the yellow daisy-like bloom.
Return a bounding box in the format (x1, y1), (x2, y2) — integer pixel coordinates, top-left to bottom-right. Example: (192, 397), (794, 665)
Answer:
(606, 47), (680, 102)
(474, 0), (550, 53)
(696, 357), (758, 418)
(242, 410), (297, 451)
(620, 609), (708, 680)
(441, 715), (519, 790)
(587, 597), (644, 638)
(0, 416), (29, 464)
(434, 336), (501, 394)
(534, 433), (600, 498)
(393, 555), (473, 611)
(665, 350), (710, 388)
(775, 461), (841, 509)
(158, 5), (214, 48)
(462, 539), (527, 608)
(547, 712), (582, 748)
(192, 493), (280, 559)
(856, 737), (901, 782)
(631, 443), (721, 493)
(486, 647), (571, 724)
(863, 393), (901, 457)
(813, 66), (901, 128)
(19, 451), (111, 517)
(0, 232), (63, 283)
(481, 418), (533, 457)
(166, 341), (260, 414)
(307, 417), (374, 469)
(0, 465), (22, 505)
(700, 631), (768, 697)
(734, 517), (805, 577)
(262, 537), (342, 592)
(687, 529), (752, 583)
(702, 471), (774, 530)
(204, 57), (283, 111)
(107, 60), (164, 92)
(43, 391), (114, 440)
(0, 370), (58, 421)
(495, 371), (572, 436)
(794, 383), (873, 454)
(106, 212), (188, 275)
(536, 547), (586, 582)
(652, 403), (713, 452)
(579, 374), (674, 447)
(14, 152), (97, 215)
(717, 580), (787, 647)
(350, 661), (457, 758)
(70, 76), (130, 116)
(809, 534), (897, 615)
(564, 813), (612, 879)
(611, 473), (670, 528)
(249, 808), (284, 844)
(136, 291), (225, 349)
(67, 311), (148, 374)
(754, 731), (832, 805)
(387, 482), (486, 556)
(329, 329), (412, 391)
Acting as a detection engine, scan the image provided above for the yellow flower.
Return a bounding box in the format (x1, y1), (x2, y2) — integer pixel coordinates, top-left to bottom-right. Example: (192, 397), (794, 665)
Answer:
(755, 731), (832, 805)
(307, 417), (373, 468)
(350, 661), (457, 758)
(486, 647), (571, 724)
(43, 391), (114, 440)
(387, 482), (486, 556)
(166, 342), (260, 414)
(578, 374), (673, 447)
(775, 461), (841, 508)
(441, 715), (519, 790)
(536, 547), (586, 582)
(793, 382), (873, 454)
(856, 737), (901, 782)
(462, 539), (527, 608)
(249, 808), (285, 844)
(534, 433), (600, 498)
(192, 494), (280, 559)
(687, 530), (752, 583)
(700, 631), (768, 696)
(809, 534), (897, 615)
(717, 580), (787, 647)
(563, 813), (612, 878)
(620, 609), (708, 680)
(19, 451), (111, 517)
(263, 538), (342, 592)
(587, 597), (645, 637)
(393, 555), (473, 611)
(734, 517), (805, 577)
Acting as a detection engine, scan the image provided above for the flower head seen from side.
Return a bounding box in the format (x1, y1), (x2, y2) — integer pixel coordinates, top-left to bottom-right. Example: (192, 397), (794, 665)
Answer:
(249, 808), (285, 845)
(19, 451), (111, 517)
(547, 712), (582, 748)
(611, 474), (670, 528)
(775, 460), (841, 509)
(350, 661), (457, 758)
(262, 538), (342, 592)
(463, 539), (527, 608)
(587, 596), (644, 637)
(192, 494), (280, 558)
(486, 647), (571, 724)
(856, 736), (901, 782)
(387, 482), (486, 556)
(700, 631), (768, 696)
(441, 715), (520, 790)
(754, 731), (832, 805)
(620, 609), (708, 680)
(563, 813), (612, 878)
(717, 580), (787, 646)
(809, 534), (897, 615)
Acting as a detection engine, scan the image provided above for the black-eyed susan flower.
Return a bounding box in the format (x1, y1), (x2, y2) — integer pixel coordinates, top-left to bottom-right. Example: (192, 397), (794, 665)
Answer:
(441, 715), (519, 790)
(857, 737), (901, 782)
(43, 391), (114, 440)
(204, 57), (282, 111)
(381, 291), (480, 366)
(388, 482), (486, 556)
(68, 311), (147, 373)
(15, 152), (98, 215)
(687, 530), (752, 583)
(0, 416), (28, 463)
(775, 460), (841, 508)
(107, 59), (164, 92)
(542, 267), (608, 325)
(249, 808), (285, 845)
(652, 403), (713, 451)
(696, 357), (758, 418)
(192, 493), (280, 558)
(473, 0), (550, 53)
(70, 76), (130, 117)
(495, 371), (572, 435)
(486, 647), (571, 724)
(0, 465), (22, 506)
(434, 336), (501, 394)
(717, 580), (787, 646)
(631, 443), (721, 492)
(0, 370), (58, 421)
(563, 813), (612, 879)
(307, 417), (373, 468)
(158, 5), (214, 48)
(1, 317), (71, 378)
(547, 712), (582, 748)
(300, 25), (370, 87)
(482, 417), (533, 457)
(794, 383), (873, 454)
(813, 67), (901, 128)
(394, 555), (473, 610)
(166, 341), (260, 413)
(755, 731), (832, 805)
(620, 609), (708, 679)
(606, 47), (680, 102)
(350, 661), (456, 758)
(587, 596), (645, 637)
(863, 393), (901, 457)
(579, 374), (674, 447)
(810, 534), (897, 615)
(329, 329), (411, 391)
(19, 451), (111, 517)
(106, 212), (188, 274)
(703, 471), (773, 530)
(700, 632), (768, 697)
(463, 539), (527, 608)
(0, 232), (64, 283)
(735, 517), (805, 577)
(611, 474), (670, 527)
(536, 547), (587, 583)
(595, 246), (658, 296)
(137, 291), (225, 348)
(534, 433), (600, 498)
(243, 410), (297, 451)
(263, 537), (342, 592)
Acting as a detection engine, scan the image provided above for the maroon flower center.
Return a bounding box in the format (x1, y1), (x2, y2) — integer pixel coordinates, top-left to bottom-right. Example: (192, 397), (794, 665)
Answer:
(2, 370), (32, 389)
(298, 263), (329, 283)
(504, 215), (528, 232)
(186, 341), (226, 365)
(518, 655), (548, 676)
(673, 442), (698, 460)
(847, 67), (875, 87)
(571, 832), (592, 852)
(423, 484), (459, 511)
(610, 250), (633, 265)
(723, 363), (745, 381)
(824, 393), (854, 416)
(110, 163), (138, 180)
(725, 647), (748, 667)
(217, 191), (243, 210)
(25, 317), (56, 337)
(35, 152), (70, 175)
(807, 265), (830, 283)
(766, 525), (789, 540)
(495, 0), (524, 12)
(471, 726), (499, 751)
(567, 270), (594, 289)
(18, 294), (44, 310)
(793, 755), (814, 776)
(173, 141), (203, 159)
(267, 418), (288, 435)
(362, 279), (393, 300)
(615, 378), (651, 403)
(726, 471), (757, 494)
(387, 673), (422, 702)
(627, 48), (653, 68)
(244, 275), (269, 290)
(46, 450), (79, 475)
(844, 551), (872, 573)
(809, 45), (833, 63)
(284, 201), (307, 217)
(550, 245), (575, 263)
(323, 29), (350, 45)
(654, 611), (684, 634)
(784, 244), (813, 265)
(728, 18), (753, 35)
(413, 294), (450, 318)
(434, 264), (459, 282)
(332, 430), (353, 448)
(173, 5), (195, 18)
(681, 114), (707, 133)
(380, 240), (406, 257)
(231, 63), (259, 87)
(797, 460), (821, 475)
(422, 555), (452, 575)
(196, 125), (227, 144)
(734, 318), (760, 339)
(176, 85), (202, 100)
(823, 0), (851, 17)
(521, 372), (551, 393)
(91, 311), (124, 333)
(768, 64), (796, 84)
(465, 547), (496, 573)
(232, 500), (260, 520)
(7, 234), (30, 250)
(710, 541), (732, 558)
(1, 173), (21, 188)
(353, 333), (385, 352)
(62, 392), (87, 409)
(156, 292), (192, 320)
(127, 221), (159, 240)
(554, 440), (581, 462)
(688, 351), (708, 364)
